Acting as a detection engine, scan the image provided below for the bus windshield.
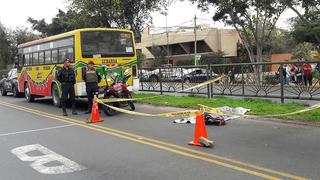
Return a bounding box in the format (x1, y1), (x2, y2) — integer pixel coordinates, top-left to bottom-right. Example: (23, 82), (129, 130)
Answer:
(81, 31), (134, 58)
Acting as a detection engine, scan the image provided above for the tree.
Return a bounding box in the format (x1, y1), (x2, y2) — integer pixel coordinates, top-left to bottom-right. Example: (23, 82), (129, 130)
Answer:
(11, 27), (40, 46)
(290, 16), (320, 50)
(291, 42), (314, 60)
(191, 0), (286, 64)
(69, 0), (171, 40)
(28, 9), (91, 36)
(28, 0), (171, 38)
(268, 28), (297, 54)
(8, 27), (40, 64)
(282, 0), (320, 49)
(0, 22), (13, 69)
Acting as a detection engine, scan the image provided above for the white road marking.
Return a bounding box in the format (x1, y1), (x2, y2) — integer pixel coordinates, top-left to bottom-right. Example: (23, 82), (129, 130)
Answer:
(0, 124), (74, 137)
(11, 144), (86, 174)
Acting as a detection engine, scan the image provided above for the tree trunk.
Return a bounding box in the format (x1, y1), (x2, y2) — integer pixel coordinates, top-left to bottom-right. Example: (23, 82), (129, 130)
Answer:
(256, 44), (263, 84)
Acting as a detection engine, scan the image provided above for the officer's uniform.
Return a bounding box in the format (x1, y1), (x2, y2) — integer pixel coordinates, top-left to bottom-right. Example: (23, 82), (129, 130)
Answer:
(58, 67), (77, 115)
(83, 67), (101, 113)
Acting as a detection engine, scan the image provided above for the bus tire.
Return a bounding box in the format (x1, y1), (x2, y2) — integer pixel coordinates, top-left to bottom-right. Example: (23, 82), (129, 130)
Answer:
(52, 83), (61, 107)
(24, 83), (34, 103)
(12, 85), (20, 97)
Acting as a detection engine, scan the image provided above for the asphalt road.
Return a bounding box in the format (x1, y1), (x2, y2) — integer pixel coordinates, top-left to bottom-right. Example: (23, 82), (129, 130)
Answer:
(0, 94), (319, 179)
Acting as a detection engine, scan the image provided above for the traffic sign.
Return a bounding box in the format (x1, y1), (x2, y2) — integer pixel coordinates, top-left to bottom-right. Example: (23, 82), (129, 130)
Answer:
(195, 54), (201, 61)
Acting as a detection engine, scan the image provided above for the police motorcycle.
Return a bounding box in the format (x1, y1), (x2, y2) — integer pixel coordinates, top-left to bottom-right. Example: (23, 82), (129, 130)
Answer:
(98, 68), (135, 116)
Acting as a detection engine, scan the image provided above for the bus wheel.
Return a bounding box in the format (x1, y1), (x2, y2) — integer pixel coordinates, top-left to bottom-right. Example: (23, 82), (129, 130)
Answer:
(52, 84), (61, 107)
(24, 83), (34, 102)
(12, 85), (20, 97)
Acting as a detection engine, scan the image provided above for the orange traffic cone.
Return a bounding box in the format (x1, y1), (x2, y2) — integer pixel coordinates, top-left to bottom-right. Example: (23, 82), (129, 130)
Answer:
(87, 100), (104, 123)
(188, 113), (212, 147)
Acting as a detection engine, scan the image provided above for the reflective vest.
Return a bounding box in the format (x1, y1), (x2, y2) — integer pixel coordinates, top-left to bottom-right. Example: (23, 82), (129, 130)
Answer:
(86, 70), (98, 83)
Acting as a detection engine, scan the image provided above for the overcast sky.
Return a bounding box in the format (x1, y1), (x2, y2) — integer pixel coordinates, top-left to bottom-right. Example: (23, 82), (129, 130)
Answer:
(0, 0), (297, 30)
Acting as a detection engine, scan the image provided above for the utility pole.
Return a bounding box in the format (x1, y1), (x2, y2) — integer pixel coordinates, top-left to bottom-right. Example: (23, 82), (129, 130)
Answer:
(194, 15), (197, 65)
(166, 13), (170, 65)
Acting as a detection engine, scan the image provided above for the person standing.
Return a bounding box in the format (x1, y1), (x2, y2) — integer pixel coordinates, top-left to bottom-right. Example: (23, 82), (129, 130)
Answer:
(302, 61), (313, 86)
(82, 60), (101, 114)
(58, 59), (78, 116)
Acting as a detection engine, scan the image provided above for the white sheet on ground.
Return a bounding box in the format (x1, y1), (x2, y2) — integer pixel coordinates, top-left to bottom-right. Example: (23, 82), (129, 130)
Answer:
(218, 106), (250, 115)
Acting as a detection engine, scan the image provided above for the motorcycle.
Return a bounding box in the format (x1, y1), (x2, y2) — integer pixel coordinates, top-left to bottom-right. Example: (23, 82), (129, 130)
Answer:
(99, 72), (135, 116)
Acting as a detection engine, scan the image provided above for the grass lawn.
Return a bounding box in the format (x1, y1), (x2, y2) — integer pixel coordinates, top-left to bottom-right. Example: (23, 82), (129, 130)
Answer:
(133, 93), (320, 122)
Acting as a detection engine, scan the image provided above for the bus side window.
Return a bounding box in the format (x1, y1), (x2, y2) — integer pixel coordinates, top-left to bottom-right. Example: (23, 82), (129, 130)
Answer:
(25, 54), (30, 66)
(17, 54), (22, 72)
(58, 48), (68, 63)
(68, 47), (74, 62)
(52, 50), (58, 64)
(45, 50), (52, 64)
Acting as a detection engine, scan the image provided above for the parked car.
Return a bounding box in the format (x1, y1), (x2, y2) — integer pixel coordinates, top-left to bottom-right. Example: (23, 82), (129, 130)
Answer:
(0, 68), (22, 97)
(139, 69), (160, 82)
(140, 68), (181, 82)
(140, 67), (219, 83)
(181, 68), (219, 83)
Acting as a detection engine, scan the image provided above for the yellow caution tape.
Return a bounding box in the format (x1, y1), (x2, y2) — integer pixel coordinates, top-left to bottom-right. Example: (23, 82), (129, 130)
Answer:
(177, 76), (226, 93)
(198, 104), (225, 115)
(97, 98), (320, 119)
(99, 76), (226, 103)
(96, 74), (320, 119)
(97, 99), (202, 118)
(261, 103), (320, 117)
(98, 95), (161, 103)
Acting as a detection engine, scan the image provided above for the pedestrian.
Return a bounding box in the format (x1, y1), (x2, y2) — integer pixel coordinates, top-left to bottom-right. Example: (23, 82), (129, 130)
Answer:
(290, 64), (298, 83)
(279, 64), (290, 85)
(295, 63), (303, 84)
(57, 59), (78, 116)
(228, 67), (235, 83)
(316, 63), (320, 79)
(82, 60), (101, 114)
(302, 60), (313, 86)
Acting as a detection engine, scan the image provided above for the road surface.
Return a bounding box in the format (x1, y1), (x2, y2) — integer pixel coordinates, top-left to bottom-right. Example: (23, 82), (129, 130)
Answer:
(0, 95), (319, 179)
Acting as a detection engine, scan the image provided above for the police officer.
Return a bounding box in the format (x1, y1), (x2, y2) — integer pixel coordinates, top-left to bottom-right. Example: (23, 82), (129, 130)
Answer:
(58, 59), (78, 116)
(82, 60), (101, 114)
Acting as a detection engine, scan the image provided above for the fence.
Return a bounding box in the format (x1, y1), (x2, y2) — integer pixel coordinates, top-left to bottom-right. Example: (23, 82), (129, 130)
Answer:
(138, 61), (320, 102)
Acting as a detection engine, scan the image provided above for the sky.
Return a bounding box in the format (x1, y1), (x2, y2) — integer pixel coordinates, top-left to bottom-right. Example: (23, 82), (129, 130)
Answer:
(0, 0), (297, 31)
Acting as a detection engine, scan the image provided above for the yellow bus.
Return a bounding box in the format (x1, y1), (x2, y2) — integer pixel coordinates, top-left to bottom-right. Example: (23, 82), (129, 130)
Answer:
(17, 28), (137, 106)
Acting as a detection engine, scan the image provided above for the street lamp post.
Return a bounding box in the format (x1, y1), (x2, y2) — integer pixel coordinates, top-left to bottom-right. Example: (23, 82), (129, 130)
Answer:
(166, 13), (170, 65)
(194, 15), (197, 65)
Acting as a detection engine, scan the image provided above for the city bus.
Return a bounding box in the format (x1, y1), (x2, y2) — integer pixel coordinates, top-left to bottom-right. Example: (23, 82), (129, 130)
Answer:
(16, 28), (138, 106)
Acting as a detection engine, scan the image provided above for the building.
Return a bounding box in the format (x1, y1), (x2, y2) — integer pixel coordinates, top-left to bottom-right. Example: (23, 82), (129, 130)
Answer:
(136, 26), (241, 67)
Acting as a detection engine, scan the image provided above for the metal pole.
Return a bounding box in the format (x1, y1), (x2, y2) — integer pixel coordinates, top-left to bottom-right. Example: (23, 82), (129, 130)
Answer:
(280, 64), (284, 103)
(206, 65), (210, 98)
(194, 15), (197, 66)
(159, 68), (163, 95)
(166, 14), (170, 65)
(181, 68), (184, 91)
(241, 65), (244, 96)
(210, 65), (213, 98)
